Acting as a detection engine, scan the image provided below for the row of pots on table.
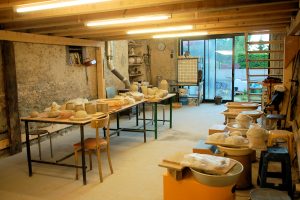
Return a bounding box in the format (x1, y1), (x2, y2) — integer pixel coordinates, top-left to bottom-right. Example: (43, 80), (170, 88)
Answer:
(65, 102), (109, 114)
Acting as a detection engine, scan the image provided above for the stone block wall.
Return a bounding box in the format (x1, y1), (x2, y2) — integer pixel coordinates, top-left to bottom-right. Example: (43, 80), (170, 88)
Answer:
(0, 44), (7, 136)
(13, 42), (98, 117)
(146, 39), (178, 86)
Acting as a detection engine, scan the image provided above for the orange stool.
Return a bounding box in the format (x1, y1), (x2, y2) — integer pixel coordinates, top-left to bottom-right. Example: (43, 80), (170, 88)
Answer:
(163, 172), (235, 200)
(267, 130), (294, 159)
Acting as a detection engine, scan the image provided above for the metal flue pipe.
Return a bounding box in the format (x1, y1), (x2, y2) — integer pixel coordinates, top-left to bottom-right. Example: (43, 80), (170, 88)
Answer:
(105, 41), (130, 89)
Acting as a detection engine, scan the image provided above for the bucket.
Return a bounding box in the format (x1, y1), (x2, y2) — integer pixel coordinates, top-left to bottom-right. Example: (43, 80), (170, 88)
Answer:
(214, 96), (222, 105)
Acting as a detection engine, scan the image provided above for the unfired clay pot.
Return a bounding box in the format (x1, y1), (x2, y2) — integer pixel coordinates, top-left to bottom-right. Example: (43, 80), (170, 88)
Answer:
(66, 102), (75, 110)
(96, 103), (109, 113)
(159, 80), (169, 91)
(85, 103), (96, 114)
(75, 104), (85, 112)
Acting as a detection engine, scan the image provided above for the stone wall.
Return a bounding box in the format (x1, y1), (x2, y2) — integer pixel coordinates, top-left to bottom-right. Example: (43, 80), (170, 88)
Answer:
(14, 42), (98, 117)
(147, 39), (178, 86)
(0, 44), (7, 136)
(104, 40), (129, 90)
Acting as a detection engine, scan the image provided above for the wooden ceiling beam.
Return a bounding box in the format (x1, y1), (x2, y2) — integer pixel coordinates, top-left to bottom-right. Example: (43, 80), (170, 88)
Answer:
(0, 30), (101, 46)
(0, 0), (297, 24)
(0, 0), (203, 22)
(94, 26), (287, 41)
(49, 15), (291, 37)
(288, 10), (300, 35)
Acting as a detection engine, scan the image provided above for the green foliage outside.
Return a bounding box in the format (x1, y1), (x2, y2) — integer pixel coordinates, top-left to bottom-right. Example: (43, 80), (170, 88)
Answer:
(234, 35), (269, 69)
(237, 53), (269, 68)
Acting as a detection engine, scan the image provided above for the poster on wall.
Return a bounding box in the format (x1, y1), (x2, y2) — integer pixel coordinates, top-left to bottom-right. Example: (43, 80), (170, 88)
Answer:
(177, 56), (198, 84)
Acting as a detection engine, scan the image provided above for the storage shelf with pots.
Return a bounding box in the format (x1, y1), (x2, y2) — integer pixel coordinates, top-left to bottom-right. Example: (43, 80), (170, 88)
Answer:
(128, 42), (145, 82)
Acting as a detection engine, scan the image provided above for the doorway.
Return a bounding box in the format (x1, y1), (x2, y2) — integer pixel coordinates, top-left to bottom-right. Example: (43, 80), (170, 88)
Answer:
(181, 37), (234, 102)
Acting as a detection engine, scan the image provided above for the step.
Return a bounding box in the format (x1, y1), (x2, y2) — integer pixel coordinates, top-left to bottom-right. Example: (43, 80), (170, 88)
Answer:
(249, 93), (262, 95)
(247, 59), (283, 62)
(247, 50), (283, 54)
(247, 40), (283, 45)
(247, 67), (283, 70)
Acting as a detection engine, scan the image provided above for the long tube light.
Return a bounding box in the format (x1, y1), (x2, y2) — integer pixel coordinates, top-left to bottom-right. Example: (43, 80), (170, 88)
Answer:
(153, 31), (208, 38)
(127, 25), (193, 35)
(86, 15), (170, 27)
(16, 0), (110, 13)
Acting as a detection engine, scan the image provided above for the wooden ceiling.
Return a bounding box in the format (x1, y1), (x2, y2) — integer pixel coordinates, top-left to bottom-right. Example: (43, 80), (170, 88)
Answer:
(0, 0), (299, 41)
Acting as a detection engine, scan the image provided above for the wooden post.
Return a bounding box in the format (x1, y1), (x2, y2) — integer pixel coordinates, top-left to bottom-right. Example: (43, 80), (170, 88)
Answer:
(96, 47), (105, 98)
(1, 41), (22, 154)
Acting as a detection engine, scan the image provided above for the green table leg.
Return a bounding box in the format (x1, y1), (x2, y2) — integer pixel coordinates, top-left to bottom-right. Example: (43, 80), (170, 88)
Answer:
(169, 97), (173, 129)
(154, 102), (158, 139)
(136, 104), (139, 126)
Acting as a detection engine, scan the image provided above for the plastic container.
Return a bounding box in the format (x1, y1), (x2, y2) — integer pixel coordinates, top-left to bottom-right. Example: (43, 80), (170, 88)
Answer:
(214, 96), (223, 105)
(179, 97), (188, 105)
(190, 159), (243, 187)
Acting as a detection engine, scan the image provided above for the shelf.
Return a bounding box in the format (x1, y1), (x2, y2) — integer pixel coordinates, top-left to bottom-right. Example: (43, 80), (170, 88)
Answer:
(129, 73), (143, 77)
(129, 63), (143, 66)
(128, 55), (142, 57)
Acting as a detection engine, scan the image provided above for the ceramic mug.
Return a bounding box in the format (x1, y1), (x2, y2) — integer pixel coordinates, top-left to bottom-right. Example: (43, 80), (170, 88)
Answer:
(96, 103), (109, 113)
(85, 103), (96, 114)
(66, 102), (75, 110)
(75, 104), (85, 112)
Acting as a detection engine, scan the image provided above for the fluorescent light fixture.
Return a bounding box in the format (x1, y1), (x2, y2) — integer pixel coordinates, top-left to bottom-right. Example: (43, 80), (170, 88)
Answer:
(153, 31), (208, 38)
(86, 15), (170, 27)
(127, 25), (193, 34)
(16, 0), (110, 13)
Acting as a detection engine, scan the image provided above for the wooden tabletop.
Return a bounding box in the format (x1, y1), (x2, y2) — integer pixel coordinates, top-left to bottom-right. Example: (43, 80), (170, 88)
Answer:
(145, 93), (176, 103)
(21, 100), (145, 124)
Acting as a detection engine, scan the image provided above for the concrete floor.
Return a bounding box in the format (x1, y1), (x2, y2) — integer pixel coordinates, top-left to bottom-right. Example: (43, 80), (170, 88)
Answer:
(0, 103), (294, 200)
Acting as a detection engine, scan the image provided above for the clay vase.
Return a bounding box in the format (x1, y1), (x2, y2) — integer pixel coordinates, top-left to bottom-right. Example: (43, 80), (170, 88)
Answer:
(159, 80), (169, 91)
(75, 104), (85, 112)
(66, 102), (75, 110)
(141, 86), (148, 95)
(85, 103), (96, 114)
(96, 103), (109, 113)
(130, 83), (139, 92)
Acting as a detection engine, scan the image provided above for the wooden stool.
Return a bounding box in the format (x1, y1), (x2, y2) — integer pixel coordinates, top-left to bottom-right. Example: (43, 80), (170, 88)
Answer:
(250, 188), (291, 200)
(29, 129), (53, 160)
(266, 114), (286, 129)
(267, 130), (294, 160)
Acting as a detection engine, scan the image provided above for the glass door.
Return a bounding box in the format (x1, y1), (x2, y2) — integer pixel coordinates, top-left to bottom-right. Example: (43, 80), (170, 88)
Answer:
(204, 38), (233, 101)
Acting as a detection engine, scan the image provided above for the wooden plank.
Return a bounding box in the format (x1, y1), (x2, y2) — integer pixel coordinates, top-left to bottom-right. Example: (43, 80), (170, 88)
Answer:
(1, 41), (22, 154)
(0, 139), (9, 150)
(0, 30), (101, 47)
(284, 36), (300, 68)
(96, 47), (105, 99)
(288, 10), (300, 35)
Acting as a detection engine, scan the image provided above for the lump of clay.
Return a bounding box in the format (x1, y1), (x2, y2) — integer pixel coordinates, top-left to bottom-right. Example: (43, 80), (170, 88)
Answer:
(246, 126), (268, 150)
(30, 111), (39, 118)
(128, 91), (144, 101)
(59, 110), (75, 119)
(124, 96), (135, 105)
(225, 135), (246, 145)
(236, 113), (252, 128)
(48, 111), (61, 118)
(207, 132), (227, 143)
(229, 131), (242, 136)
(74, 110), (88, 118)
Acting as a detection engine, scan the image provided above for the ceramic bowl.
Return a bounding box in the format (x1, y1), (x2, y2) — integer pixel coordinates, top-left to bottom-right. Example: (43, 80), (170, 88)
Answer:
(190, 159), (243, 187)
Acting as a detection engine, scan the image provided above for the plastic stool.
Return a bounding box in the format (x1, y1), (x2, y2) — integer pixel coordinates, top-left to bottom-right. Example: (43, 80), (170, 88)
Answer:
(257, 147), (293, 198)
(250, 188), (291, 200)
(29, 129), (53, 160)
(266, 114), (286, 129)
(267, 130), (294, 160)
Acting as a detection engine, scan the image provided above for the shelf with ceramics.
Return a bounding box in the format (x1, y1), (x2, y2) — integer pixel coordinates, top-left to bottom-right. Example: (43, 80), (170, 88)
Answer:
(128, 41), (145, 82)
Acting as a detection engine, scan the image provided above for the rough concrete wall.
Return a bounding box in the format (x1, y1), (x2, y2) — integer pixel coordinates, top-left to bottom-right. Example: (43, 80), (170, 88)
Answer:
(104, 40), (129, 90)
(0, 43), (8, 135)
(14, 42), (97, 117)
(147, 39), (178, 86)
